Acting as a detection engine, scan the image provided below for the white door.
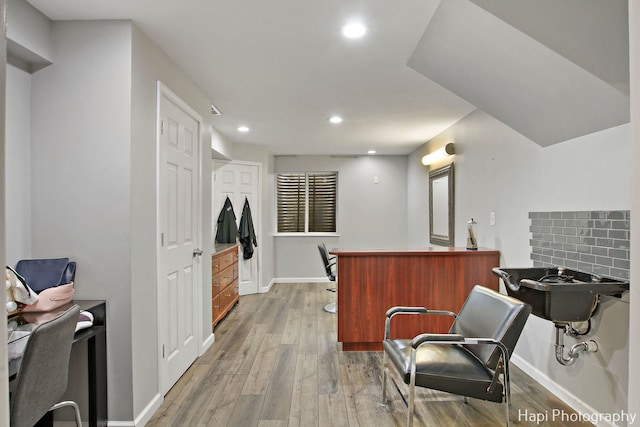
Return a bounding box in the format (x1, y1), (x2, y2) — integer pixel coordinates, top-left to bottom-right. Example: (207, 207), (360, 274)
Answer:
(158, 87), (201, 393)
(213, 161), (260, 295)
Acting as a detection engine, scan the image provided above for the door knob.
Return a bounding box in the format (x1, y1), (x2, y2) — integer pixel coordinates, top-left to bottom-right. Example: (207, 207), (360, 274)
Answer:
(193, 248), (203, 257)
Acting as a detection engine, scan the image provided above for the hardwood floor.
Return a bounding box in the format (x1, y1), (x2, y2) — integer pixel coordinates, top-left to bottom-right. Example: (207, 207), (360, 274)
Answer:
(147, 283), (592, 427)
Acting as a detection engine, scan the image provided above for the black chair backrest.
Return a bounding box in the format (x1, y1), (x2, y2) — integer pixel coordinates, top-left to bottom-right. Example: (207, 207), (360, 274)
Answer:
(10, 305), (81, 427)
(449, 285), (531, 370)
(318, 243), (336, 281)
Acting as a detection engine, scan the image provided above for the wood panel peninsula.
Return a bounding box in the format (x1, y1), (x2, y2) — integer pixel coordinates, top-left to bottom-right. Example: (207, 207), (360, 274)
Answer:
(330, 247), (500, 351)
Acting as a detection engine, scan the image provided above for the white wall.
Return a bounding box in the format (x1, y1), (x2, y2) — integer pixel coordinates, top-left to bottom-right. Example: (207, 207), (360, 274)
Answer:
(131, 23), (218, 419)
(6, 0), (52, 66)
(4, 0), (50, 264)
(30, 20), (134, 421)
(627, 0), (640, 420)
(5, 65), (31, 263)
(5, 16), (223, 423)
(274, 155), (408, 280)
(3, 18), (221, 424)
(0, 0), (9, 422)
(212, 127), (234, 160)
(408, 110), (631, 422)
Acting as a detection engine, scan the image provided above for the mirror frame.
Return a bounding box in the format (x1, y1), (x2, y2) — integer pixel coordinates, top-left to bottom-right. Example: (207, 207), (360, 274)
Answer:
(429, 163), (455, 246)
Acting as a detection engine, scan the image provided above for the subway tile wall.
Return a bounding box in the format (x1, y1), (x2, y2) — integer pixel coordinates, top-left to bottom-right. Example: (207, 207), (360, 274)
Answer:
(529, 210), (630, 279)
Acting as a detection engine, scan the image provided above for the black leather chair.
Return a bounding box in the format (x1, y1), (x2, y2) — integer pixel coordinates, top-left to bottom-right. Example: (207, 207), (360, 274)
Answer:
(318, 243), (337, 313)
(10, 305), (82, 427)
(382, 285), (531, 427)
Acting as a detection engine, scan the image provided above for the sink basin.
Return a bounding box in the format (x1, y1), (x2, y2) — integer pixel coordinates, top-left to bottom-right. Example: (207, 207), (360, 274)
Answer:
(492, 267), (629, 323)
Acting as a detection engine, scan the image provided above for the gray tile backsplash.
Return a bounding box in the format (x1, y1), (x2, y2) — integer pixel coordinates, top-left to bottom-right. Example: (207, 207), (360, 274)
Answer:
(529, 210), (630, 279)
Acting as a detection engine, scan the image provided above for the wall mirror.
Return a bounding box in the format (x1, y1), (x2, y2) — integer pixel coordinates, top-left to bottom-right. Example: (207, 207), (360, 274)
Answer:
(429, 163), (454, 246)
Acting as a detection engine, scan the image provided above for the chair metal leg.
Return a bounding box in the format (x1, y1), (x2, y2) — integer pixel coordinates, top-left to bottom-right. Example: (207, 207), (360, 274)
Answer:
(382, 352), (388, 402)
(504, 378), (511, 426)
(323, 302), (337, 313)
(51, 400), (82, 427)
(503, 358), (511, 426)
(407, 381), (416, 427)
(505, 400), (510, 427)
(407, 350), (417, 427)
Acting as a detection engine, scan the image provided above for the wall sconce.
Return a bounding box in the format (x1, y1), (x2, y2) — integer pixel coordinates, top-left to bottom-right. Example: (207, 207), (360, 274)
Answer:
(421, 142), (455, 166)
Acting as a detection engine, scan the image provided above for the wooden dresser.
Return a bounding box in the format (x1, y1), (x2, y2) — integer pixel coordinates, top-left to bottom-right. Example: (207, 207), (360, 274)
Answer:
(212, 244), (239, 328)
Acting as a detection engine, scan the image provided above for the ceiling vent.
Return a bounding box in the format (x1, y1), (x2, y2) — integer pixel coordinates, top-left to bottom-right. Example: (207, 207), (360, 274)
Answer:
(210, 104), (222, 116)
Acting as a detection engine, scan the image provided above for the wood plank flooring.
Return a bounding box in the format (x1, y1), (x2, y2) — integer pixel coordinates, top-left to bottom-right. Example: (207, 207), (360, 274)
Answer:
(147, 283), (592, 427)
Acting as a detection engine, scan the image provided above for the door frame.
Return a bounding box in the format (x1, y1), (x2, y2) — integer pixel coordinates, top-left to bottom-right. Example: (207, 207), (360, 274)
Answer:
(156, 81), (204, 395)
(213, 160), (263, 294)
(0, 0), (8, 420)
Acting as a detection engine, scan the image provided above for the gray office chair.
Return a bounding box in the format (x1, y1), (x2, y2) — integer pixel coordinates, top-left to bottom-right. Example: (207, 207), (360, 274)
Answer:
(382, 285), (531, 427)
(10, 304), (82, 427)
(317, 243), (337, 313)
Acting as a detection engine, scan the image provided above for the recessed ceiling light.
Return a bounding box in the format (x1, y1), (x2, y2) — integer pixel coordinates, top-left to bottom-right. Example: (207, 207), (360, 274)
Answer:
(368, 150), (376, 155)
(237, 126), (250, 132)
(341, 22), (367, 39)
(329, 116), (343, 124)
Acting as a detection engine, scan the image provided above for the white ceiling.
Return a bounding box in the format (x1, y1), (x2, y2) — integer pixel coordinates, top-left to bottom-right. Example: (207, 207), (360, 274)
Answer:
(25, 0), (629, 155)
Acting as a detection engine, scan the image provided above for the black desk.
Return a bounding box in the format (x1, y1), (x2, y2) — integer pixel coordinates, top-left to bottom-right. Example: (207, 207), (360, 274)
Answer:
(7, 300), (108, 427)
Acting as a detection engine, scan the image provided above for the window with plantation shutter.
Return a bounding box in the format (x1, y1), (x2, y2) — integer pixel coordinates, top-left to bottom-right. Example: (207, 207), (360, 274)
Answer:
(308, 173), (337, 232)
(277, 173), (306, 232)
(276, 172), (338, 234)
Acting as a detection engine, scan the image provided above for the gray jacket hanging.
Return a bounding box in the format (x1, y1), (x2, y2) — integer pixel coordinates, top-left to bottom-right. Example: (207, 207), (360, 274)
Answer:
(239, 198), (257, 259)
(215, 196), (238, 244)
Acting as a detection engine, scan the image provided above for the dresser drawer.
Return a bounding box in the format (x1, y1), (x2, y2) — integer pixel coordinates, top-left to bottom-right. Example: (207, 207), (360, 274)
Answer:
(219, 252), (234, 270)
(212, 245), (239, 328)
(212, 274), (221, 295)
(221, 281), (237, 309)
(231, 280), (239, 301)
(212, 295), (221, 322)
(219, 269), (234, 288)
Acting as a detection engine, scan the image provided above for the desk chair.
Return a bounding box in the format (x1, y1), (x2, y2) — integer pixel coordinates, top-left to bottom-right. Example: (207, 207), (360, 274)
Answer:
(382, 286), (531, 427)
(10, 305), (83, 427)
(318, 243), (337, 313)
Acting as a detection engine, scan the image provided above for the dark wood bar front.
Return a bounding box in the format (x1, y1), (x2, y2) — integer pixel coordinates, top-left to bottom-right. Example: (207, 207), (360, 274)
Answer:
(330, 247), (500, 351)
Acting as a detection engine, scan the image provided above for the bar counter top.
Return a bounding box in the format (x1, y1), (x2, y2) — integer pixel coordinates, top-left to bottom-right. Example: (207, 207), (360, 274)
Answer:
(330, 247), (499, 256)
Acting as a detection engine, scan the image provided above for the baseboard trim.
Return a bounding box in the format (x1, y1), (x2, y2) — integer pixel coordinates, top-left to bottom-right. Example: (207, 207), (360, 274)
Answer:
(261, 279), (275, 293)
(201, 332), (215, 356)
(271, 277), (331, 284)
(511, 355), (617, 427)
(261, 278), (331, 293)
(133, 392), (164, 426)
